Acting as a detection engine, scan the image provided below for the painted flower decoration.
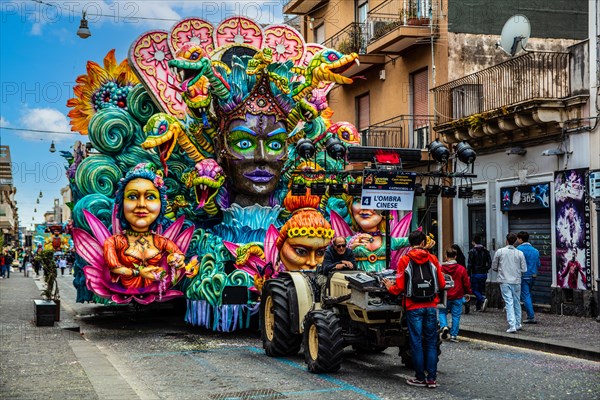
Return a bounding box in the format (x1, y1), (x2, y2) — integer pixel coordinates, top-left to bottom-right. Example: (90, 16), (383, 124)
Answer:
(67, 49), (139, 135)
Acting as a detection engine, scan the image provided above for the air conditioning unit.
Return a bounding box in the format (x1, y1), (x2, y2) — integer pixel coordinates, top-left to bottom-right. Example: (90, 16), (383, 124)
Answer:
(379, 70), (386, 80)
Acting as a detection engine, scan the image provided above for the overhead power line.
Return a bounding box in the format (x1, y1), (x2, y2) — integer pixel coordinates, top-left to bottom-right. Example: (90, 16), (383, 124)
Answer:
(0, 126), (76, 135)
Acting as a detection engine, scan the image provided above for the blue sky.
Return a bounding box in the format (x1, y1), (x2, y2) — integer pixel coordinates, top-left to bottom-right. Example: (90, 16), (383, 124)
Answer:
(0, 1), (285, 231)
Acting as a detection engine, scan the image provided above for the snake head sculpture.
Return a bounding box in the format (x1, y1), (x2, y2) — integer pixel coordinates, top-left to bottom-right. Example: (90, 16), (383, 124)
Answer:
(142, 113), (182, 173)
(326, 121), (360, 145)
(168, 43), (213, 118)
(291, 49), (359, 101)
(181, 159), (225, 214)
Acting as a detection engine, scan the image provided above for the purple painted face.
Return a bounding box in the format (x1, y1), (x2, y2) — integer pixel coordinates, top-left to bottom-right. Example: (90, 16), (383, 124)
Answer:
(223, 114), (287, 197)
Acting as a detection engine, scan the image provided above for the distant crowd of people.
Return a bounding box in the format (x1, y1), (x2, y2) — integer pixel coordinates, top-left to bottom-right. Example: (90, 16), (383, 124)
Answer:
(0, 247), (76, 279)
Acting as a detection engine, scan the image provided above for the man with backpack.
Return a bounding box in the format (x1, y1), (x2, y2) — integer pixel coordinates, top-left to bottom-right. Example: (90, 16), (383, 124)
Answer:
(382, 230), (446, 389)
(467, 236), (491, 312)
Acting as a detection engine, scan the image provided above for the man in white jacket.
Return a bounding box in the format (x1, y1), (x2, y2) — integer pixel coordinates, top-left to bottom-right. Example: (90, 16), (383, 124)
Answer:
(492, 233), (527, 333)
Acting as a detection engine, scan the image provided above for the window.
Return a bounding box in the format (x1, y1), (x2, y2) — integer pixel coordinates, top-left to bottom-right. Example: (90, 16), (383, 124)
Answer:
(314, 24), (325, 44)
(357, 0), (369, 24)
(356, 92), (370, 136)
(414, 126), (429, 149)
(411, 68), (429, 147)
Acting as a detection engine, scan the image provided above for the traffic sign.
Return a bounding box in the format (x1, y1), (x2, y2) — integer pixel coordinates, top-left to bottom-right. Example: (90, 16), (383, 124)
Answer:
(360, 169), (416, 210)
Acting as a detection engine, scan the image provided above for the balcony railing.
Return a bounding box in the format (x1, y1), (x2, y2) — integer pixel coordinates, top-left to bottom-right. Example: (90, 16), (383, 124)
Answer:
(432, 52), (570, 125)
(366, 0), (432, 44)
(323, 22), (369, 55)
(363, 115), (434, 149)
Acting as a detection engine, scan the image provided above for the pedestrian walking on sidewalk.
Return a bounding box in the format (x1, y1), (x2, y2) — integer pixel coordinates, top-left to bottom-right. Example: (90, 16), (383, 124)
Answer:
(382, 230), (446, 389)
(467, 236), (491, 311)
(2, 250), (12, 279)
(517, 231), (540, 324)
(58, 256), (67, 276)
(439, 247), (472, 342)
(492, 233), (527, 333)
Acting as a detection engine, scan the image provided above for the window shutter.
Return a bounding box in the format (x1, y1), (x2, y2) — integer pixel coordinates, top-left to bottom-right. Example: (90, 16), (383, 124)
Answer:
(357, 94), (370, 131)
(412, 69), (428, 117)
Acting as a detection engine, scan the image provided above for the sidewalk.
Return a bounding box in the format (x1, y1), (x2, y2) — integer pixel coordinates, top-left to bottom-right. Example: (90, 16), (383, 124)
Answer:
(0, 271), (140, 400)
(458, 305), (600, 361)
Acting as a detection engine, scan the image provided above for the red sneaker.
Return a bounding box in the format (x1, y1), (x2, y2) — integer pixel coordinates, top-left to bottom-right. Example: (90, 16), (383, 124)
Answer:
(406, 378), (427, 387)
(426, 380), (438, 388)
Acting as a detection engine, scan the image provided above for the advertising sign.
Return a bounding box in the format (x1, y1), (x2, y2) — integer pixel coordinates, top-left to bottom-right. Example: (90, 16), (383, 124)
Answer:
(360, 170), (416, 211)
(554, 169), (591, 290)
(500, 183), (550, 212)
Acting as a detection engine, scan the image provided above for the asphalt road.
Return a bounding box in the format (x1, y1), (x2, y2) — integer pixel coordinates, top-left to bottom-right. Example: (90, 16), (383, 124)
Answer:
(56, 278), (599, 400)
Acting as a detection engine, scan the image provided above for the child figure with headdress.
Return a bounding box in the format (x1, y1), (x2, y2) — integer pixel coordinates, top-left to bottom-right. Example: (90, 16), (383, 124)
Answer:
(275, 190), (335, 271)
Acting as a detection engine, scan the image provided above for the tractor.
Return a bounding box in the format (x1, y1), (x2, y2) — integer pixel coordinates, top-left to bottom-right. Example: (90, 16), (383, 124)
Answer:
(260, 269), (451, 373)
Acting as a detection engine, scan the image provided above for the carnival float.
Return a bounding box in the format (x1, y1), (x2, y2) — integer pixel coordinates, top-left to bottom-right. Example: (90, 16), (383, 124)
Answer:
(67, 16), (415, 331)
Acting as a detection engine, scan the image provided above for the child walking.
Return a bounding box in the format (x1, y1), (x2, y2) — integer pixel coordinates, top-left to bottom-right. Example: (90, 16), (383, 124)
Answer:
(439, 247), (472, 342)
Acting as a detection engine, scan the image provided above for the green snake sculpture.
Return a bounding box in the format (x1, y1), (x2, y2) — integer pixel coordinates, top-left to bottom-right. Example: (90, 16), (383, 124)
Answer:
(290, 49), (359, 101)
(247, 48), (290, 94)
(142, 114), (223, 216)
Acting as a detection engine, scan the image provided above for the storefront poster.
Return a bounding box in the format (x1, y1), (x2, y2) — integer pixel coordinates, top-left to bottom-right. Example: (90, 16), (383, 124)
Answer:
(554, 169), (591, 290)
(501, 183), (550, 212)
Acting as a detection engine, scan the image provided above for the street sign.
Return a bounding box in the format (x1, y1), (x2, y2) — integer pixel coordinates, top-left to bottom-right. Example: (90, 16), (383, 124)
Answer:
(589, 171), (600, 199)
(360, 169), (416, 210)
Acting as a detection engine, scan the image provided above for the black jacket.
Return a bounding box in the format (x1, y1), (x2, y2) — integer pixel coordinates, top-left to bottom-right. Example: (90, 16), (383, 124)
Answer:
(467, 246), (492, 275)
(320, 246), (357, 275)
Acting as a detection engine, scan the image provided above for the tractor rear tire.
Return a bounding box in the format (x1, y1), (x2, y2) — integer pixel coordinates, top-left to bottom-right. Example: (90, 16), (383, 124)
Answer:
(261, 278), (302, 357)
(303, 310), (344, 373)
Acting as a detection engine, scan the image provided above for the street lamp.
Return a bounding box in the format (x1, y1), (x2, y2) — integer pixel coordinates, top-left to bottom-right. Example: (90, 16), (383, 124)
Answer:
(77, 12), (92, 39)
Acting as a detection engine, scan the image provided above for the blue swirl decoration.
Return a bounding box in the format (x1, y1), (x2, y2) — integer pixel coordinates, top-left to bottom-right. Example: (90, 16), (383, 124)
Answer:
(127, 84), (159, 125)
(88, 108), (143, 154)
(75, 155), (122, 197)
(72, 193), (114, 232)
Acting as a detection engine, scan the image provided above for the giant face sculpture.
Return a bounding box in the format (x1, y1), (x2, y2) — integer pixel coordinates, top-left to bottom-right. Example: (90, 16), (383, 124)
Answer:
(222, 114), (287, 201)
(123, 178), (162, 232)
(279, 235), (330, 271)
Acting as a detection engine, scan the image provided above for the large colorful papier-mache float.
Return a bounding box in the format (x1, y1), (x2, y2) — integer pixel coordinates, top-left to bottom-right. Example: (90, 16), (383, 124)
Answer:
(67, 16), (415, 331)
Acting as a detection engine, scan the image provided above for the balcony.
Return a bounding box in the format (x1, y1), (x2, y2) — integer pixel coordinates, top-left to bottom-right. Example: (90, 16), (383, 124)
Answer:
(322, 23), (385, 77)
(362, 115), (434, 163)
(283, 0), (329, 15)
(365, 0), (435, 54)
(431, 52), (588, 147)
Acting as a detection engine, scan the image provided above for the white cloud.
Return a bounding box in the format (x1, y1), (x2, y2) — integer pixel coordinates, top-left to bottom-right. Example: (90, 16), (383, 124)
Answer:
(19, 108), (73, 142)
(15, 1), (284, 35)
(0, 116), (10, 127)
(30, 22), (43, 36)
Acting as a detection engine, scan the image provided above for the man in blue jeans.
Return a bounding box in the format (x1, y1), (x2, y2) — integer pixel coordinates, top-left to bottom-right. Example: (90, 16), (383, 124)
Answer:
(517, 231), (540, 324)
(492, 233), (527, 333)
(383, 230), (446, 389)
(467, 236), (491, 311)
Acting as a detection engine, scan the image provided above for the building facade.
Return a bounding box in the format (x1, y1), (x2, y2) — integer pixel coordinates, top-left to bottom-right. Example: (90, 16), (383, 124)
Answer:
(285, 0), (597, 316)
(431, 0), (595, 315)
(0, 145), (19, 247)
